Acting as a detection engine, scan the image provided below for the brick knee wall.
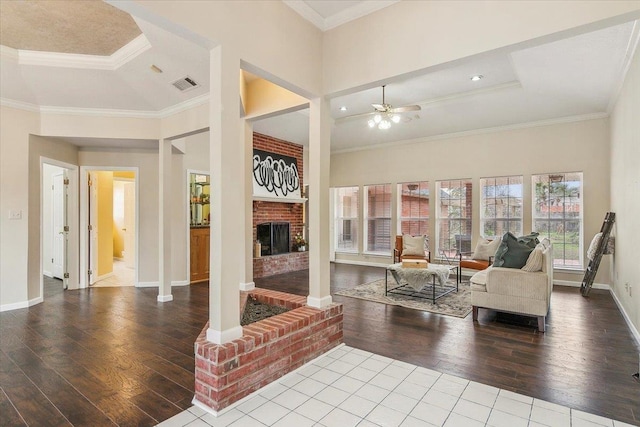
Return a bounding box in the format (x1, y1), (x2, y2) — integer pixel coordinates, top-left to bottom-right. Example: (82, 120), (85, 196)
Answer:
(253, 252), (309, 278)
(194, 289), (343, 412)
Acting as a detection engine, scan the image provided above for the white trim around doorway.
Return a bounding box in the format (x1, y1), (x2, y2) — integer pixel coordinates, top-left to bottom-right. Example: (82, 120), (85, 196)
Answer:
(79, 166), (140, 289)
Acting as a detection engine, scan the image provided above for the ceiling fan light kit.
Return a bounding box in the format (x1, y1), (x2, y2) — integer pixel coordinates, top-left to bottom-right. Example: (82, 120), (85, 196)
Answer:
(343, 84), (421, 130)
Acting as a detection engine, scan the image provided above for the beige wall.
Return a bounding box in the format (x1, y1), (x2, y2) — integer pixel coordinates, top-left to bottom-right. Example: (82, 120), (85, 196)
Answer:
(80, 150), (161, 283)
(331, 118), (611, 285)
(27, 135), (79, 300)
(610, 40), (640, 333)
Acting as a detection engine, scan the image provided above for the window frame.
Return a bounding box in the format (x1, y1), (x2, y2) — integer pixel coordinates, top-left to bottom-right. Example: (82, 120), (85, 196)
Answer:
(397, 181), (430, 238)
(333, 186), (359, 254)
(479, 175), (523, 239)
(436, 179), (473, 259)
(363, 183), (392, 255)
(532, 172), (584, 269)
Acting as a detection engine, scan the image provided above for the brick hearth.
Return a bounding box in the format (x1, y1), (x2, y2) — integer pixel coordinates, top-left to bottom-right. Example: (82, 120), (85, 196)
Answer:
(194, 288), (343, 413)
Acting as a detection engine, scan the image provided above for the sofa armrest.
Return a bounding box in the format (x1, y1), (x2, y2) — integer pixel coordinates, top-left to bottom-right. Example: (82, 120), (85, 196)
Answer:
(486, 267), (550, 301)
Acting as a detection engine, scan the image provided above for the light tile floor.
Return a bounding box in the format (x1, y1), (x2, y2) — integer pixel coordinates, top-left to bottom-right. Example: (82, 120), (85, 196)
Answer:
(94, 258), (135, 287)
(157, 345), (635, 427)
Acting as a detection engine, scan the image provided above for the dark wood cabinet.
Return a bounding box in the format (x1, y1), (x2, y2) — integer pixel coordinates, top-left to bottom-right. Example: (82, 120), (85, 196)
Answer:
(190, 226), (210, 283)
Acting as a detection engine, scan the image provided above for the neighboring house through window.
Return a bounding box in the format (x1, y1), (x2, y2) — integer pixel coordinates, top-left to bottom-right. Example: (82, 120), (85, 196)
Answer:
(334, 186), (359, 252)
(480, 176), (523, 238)
(364, 184), (391, 255)
(436, 179), (472, 258)
(533, 172), (583, 268)
(397, 181), (429, 237)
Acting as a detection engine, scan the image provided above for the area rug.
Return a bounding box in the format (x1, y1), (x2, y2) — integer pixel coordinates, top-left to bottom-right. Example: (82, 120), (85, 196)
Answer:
(335, 278), (472, 318)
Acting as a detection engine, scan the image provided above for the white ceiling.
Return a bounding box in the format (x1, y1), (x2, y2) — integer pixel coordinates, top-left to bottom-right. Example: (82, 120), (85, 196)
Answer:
(0, 2), (638, 153)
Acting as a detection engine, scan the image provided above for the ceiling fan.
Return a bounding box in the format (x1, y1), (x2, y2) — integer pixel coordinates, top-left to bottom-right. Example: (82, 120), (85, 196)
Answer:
(336, 85), (421, 129)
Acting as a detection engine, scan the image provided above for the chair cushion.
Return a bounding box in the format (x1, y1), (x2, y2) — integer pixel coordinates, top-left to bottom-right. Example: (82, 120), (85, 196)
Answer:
(402, 235), (426, 257)
(472, 237), (501, 261)
(460, 259), (490, 270)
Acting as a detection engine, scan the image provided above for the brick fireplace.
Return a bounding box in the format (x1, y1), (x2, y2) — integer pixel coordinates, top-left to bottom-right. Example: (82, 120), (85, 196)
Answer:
(253, 133), (308, 278)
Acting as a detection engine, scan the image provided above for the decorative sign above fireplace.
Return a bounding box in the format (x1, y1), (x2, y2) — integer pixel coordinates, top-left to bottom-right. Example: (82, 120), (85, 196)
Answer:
(252, 149), (302, 201)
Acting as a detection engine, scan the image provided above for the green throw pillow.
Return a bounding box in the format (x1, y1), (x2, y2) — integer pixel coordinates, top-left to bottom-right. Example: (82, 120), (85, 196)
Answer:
(493, 232), (539, 269)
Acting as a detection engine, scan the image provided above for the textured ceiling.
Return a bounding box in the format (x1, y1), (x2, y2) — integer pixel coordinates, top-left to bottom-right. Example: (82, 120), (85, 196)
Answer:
(0, 0), (141, 55)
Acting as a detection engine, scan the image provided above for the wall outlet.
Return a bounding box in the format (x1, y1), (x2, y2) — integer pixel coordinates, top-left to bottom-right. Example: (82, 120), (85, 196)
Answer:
(8, 210), (22, 220)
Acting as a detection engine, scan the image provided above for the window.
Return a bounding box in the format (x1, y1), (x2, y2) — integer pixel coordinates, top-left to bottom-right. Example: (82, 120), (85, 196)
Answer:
(480, 176), (523, 238)
(364, 184), (391, 254)
(334, 186), (359, 252)
(436, 179), (472, 258)
(533, 172), (583, 269)
(397, 181), (429, 237)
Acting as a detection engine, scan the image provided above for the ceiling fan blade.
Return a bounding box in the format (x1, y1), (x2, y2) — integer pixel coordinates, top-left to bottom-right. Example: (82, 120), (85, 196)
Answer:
(335, 111), (376, 124)
(390, 105), (421, 113)
(371, 103), (385, 111)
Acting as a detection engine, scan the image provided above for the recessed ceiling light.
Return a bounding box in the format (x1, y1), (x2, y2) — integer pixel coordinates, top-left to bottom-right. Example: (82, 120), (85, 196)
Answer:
(339, 106), (347, 111)
(150, 64), (163, 73)
(470, 75), (483, 82)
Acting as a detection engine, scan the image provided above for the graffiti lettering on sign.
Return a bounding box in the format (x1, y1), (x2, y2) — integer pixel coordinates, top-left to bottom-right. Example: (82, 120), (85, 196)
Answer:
(253, 154), (300, 197)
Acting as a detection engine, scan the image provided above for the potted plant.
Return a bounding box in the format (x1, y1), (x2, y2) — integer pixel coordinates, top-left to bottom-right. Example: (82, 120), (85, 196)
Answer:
(292, 233), (307, 252)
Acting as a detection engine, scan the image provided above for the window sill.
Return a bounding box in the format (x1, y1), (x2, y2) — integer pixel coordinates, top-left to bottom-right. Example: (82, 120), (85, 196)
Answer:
(553, 267), (584, 274)
(362, 252), (391, 258)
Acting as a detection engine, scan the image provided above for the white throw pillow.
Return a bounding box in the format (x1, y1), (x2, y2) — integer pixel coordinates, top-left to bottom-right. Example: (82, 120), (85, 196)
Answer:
(472, 237), (501, 261)
(522, 246), (544, 272)
(402, 235), (426, 257)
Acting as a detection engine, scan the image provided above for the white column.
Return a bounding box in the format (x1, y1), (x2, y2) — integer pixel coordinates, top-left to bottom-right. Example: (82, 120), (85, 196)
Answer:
(158, 138), (173, 302)
(207, 45), (243, 344)
(307, 97), (332, 308)
(240, 120), (255, 291)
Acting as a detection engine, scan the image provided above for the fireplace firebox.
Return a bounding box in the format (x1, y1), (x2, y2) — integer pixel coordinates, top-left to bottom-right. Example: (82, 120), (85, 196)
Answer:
(257, 222), (290, 256)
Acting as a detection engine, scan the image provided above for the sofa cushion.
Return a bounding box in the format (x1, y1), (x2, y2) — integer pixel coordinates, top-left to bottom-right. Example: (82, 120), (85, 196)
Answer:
(521, 245), (544, 272)
(470, 269), (488, 292)
(402, 235), (426, 257)
(493, 232), (538, 269)
(472, 237), (501, 261)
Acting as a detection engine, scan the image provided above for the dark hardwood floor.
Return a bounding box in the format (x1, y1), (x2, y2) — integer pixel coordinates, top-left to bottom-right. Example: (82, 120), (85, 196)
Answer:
(0, 265), (638, 426)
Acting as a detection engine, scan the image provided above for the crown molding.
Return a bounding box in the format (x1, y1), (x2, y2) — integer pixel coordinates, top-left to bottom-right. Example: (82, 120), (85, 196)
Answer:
(283, 0), (399, 31)
(0, 45), (19, 62)
(0, 98), (41, 112)
(14, 34), (151, 70)
(607, 20), (640, 114)
(283, 1), (325, 31)
(332, 112), (610, 155)
(0, 92), (209, 119)
(324, 1), (399, 31)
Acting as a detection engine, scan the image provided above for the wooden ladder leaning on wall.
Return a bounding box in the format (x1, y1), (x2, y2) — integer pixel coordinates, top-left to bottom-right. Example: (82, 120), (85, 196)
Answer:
(581, 211), (615, 297)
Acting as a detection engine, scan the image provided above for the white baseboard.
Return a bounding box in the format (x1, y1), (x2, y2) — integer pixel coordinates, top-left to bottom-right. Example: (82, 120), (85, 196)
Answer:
(0, 296), (44, 312)
(240, 281), (255, 291)
(332, 259), (388, 268)
(554, 279), (610, 290)
(43, 270), (53, 278)
(609, 288), (640, 347)
(137, 280), (190, 288)
(97, 272), (114, 281)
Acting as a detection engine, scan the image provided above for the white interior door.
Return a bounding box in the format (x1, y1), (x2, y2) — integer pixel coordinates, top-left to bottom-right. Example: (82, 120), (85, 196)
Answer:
(52, 172), (64, 279)
(88, 172), (98, 285)
(123, 181), (135, 269)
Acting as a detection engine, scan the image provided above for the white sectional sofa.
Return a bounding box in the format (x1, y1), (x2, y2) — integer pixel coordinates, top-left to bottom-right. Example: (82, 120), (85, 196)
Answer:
(470, 243), (553, 332)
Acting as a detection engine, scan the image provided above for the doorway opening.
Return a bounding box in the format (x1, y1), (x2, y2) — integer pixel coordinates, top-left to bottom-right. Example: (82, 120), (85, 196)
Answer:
(81, 168), (138, 288)
(188, 171), (210, 283)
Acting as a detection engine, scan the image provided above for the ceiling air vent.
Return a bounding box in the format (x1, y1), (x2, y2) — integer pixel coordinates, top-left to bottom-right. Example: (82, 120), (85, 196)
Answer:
(172, 76), (199, 92)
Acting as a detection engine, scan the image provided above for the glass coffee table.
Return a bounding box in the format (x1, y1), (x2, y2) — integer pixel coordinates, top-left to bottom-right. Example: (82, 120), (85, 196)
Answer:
(385, 263), (459, 303)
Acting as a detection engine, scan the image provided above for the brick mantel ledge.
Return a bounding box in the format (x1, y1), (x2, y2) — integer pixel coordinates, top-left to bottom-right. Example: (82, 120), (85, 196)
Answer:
(194, 288), (343, 413)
